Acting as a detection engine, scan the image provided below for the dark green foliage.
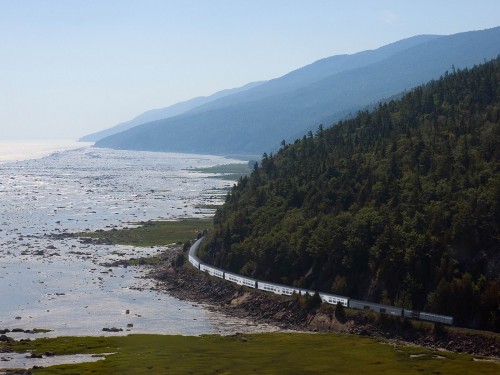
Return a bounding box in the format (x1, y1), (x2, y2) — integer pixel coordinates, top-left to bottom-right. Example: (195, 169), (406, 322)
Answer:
(172, 253), (185, 268)
(433, 323), (448, 337)
(182, 240), (192, 252)
(305, 291), (323, 311)
(201, 57), (500, 331)
(335, 303), (346, 321)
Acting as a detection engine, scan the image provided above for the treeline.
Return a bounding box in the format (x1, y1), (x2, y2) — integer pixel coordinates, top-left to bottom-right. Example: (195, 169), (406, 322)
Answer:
(199, 57), (500, 331)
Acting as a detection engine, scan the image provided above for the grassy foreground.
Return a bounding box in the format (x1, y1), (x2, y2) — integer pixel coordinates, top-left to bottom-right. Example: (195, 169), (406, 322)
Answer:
(74, 219), (212, 247)
(9, 333), (498, 374)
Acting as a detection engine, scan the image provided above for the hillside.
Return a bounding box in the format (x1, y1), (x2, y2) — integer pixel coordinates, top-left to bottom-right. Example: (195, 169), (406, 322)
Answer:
(199, 57), (500, 331)
(87, 34), (437, 144)
(79, 81), (263, 142)
(94, 27), (500, 155)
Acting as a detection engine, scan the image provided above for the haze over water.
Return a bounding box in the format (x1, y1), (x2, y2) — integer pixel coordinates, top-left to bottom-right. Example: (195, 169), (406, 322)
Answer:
(0, 143), (261, 337)
(0, 140), (91, 164)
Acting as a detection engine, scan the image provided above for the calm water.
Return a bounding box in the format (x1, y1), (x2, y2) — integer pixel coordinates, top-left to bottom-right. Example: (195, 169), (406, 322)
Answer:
(0, 143), (264, 339)
(0, 140), (91, 164)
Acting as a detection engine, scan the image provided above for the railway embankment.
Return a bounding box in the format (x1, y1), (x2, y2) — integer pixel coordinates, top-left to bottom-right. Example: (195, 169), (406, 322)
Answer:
(148, 246), (499, 359)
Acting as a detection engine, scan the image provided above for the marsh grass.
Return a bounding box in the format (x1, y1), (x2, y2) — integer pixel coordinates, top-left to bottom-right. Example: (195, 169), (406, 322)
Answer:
(9, 333), (498, 374)
(194, 203), (222, 210)
(191, 163), (252, 180)
(32, 328), (53, 333)
(191, 163), (250, 174)
(73, 219), (212, 247)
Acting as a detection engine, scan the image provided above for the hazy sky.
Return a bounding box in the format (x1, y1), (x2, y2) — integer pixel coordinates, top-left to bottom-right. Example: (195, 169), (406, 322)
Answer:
(1, 1), (499, 140)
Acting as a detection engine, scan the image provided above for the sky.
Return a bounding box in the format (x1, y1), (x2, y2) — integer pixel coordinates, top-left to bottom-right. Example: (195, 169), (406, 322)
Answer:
(1, 1), (499, 141)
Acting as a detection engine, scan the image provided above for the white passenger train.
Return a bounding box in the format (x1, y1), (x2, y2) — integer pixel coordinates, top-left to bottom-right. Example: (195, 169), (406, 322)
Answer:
(188, 237), (453, 325)
(224, 272), (257, 288)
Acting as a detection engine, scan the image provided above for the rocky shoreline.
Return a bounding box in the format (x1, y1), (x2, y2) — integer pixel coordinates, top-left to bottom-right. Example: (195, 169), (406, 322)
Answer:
(148, 246), (499, 359)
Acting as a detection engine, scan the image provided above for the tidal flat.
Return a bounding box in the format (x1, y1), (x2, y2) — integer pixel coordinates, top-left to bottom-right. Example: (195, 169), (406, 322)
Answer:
(0, 148), (252, 338)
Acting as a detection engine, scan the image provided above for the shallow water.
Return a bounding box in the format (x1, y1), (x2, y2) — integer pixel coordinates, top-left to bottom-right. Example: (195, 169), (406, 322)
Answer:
(0, 146), (252, 339)
(0, 140), (91, 164)
(0, 352), (108, 371)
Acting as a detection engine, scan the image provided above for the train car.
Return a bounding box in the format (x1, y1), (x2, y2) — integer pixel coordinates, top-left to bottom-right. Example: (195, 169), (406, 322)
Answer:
(200, 263), (224, 279)
(403, 309), (420, 319)
(299, 289), (316, 297)
(349, 299), (403, 316)
(257, 281), (302, 296)
(319, 292), (349, 307)
(224, 272), (257, 288)
(188, 237), (203, 257)
(188, 255), (200, 269)
(188, 237), (204, 269)
(418, 312), (454, 325)
(403, 309), (453, 325)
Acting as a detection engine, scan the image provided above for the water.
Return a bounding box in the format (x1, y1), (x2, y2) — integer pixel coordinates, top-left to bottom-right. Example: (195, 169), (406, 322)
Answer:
(0, 144), (261, 340)
(0, 352), (108, 371)
(0, 140), (91, 164)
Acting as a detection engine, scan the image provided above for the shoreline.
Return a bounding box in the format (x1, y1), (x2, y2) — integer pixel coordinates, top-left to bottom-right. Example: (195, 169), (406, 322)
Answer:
(0, 150), (242, 339)
(3, 229), (497, 364)
(1, 245), (498, 372)
(148, 245), (500, 359)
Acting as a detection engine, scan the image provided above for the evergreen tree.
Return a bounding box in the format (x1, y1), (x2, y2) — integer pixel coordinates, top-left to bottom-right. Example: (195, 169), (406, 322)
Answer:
(201, 57), (500, 331)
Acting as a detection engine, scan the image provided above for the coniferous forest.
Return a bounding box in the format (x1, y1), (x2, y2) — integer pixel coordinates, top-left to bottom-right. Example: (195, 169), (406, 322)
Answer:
(200, 57), (500, 331)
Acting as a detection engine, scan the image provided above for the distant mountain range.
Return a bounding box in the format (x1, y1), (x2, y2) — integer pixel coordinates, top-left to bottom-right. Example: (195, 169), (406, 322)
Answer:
(79, 81), (264, 142)
(90, 26), (500, 155)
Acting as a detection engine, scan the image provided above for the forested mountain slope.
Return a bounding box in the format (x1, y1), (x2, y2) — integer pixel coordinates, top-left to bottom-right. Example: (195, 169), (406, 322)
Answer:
(94, 27), (500, 155)
(200, 58), (500, 331)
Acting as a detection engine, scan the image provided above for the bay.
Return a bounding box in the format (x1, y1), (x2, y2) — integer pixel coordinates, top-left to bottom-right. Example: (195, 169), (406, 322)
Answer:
(0, 140), (91, 164)
(0, 145), (260, 338)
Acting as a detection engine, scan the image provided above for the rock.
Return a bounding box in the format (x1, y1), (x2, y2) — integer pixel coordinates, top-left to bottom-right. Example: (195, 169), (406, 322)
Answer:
(0, 335), (14, 343)
(102, 327), (123, 332)
(27, 353), (43, 358)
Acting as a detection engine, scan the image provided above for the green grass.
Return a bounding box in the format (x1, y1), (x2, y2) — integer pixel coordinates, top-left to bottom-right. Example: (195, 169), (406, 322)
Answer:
(191, 163), (251, 174)
(7, 333), (497, 374)
(73, 219), (212, 247)
(191, 163), (252, 180)
(194, 203), (222, 210)
(32, 328), (53, 333)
